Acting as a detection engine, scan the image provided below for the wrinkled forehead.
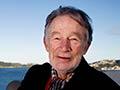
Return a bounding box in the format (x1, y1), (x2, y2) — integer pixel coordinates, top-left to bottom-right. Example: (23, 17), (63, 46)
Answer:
(47, 15), (87, 32)
(46, 14), (87, 29)
(45, 15), (89, 41)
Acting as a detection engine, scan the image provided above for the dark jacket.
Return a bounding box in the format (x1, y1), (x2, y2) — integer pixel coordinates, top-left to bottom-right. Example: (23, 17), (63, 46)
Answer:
(18, 57), (120, 90)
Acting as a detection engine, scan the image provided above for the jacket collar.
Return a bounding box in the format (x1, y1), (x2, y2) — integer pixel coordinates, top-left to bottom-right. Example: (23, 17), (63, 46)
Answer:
(74, 56), (91, 73)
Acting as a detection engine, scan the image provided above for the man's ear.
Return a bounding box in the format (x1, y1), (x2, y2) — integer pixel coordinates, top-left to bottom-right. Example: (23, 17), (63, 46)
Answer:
(83, 42), (91, 55)
(43, 36), (49, 52)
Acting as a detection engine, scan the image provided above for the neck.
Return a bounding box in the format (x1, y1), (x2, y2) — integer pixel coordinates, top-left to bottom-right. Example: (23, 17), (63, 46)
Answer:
(57, 71), (67, 79)
(57, 70), (74, 82)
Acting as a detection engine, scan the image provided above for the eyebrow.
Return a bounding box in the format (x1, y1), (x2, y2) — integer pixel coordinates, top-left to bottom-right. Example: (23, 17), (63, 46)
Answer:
(48, 31), (87, 41)
(71, 32), (88, 41)
(50, 31), (60, 37)
(70, 32), (82, 39)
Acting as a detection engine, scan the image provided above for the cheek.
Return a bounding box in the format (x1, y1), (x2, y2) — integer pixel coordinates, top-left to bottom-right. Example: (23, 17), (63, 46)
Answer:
(48, 41), (60, 55)
(71, 43), (84, 55)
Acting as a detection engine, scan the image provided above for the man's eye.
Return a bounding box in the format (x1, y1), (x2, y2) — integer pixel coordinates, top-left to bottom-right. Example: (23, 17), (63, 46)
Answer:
(54, 37), (60, 40)
(70, 38), (78, 41)
(55, 38), (59, 40)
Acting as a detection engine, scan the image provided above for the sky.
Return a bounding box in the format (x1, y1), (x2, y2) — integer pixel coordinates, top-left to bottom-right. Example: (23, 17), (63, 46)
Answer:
(0, 0), (120, 64)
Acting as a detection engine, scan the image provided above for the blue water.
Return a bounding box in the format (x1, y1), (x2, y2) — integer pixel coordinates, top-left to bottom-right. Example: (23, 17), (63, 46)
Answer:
(103, 70), (120, 86)
(0, 68), (28, 90)
(0, 68), (120, 90)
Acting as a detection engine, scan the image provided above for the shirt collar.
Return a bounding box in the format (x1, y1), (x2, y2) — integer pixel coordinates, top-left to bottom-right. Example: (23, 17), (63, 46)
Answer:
(51, 68), (74, 82)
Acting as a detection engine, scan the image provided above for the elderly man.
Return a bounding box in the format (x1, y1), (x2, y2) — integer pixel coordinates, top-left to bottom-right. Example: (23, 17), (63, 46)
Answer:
(18, 6), (120, 90)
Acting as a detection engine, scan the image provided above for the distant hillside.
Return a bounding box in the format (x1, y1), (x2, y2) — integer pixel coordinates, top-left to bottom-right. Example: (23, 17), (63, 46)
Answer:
(0, 59), (120, 70)
(90, 59), (120, 70)
(0, 61), (33, 68)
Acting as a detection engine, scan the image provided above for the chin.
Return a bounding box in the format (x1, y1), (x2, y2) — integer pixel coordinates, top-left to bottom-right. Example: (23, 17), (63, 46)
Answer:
(55, 63), (71, 71)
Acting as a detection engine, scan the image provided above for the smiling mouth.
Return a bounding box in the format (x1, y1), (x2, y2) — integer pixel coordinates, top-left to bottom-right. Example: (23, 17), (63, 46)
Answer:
(57, 56), (71, 60)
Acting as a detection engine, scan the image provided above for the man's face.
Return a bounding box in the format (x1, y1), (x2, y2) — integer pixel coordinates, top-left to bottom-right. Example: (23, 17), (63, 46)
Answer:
(44, 15), (89, 73)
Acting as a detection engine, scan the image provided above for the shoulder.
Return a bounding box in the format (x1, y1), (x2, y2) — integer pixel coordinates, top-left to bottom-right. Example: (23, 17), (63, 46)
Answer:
(26, 63), (51, 75)
(28, 63), (51, 71)
(89, 67), (120, 87)
(18, 63), (51, 88)
(22, 63), (51, 80)
(18, 63), (52, 90)
(89, 67), (112, 80)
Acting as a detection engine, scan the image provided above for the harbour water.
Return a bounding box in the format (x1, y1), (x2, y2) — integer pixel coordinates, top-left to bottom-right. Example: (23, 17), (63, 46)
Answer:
(103, 70), (120, 86)
(0, 68), (28, 90)
(0, 68), (120, 90)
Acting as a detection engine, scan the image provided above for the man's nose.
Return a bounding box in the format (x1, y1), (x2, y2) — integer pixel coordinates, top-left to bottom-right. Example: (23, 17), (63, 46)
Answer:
(60, 39), (71, 52)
